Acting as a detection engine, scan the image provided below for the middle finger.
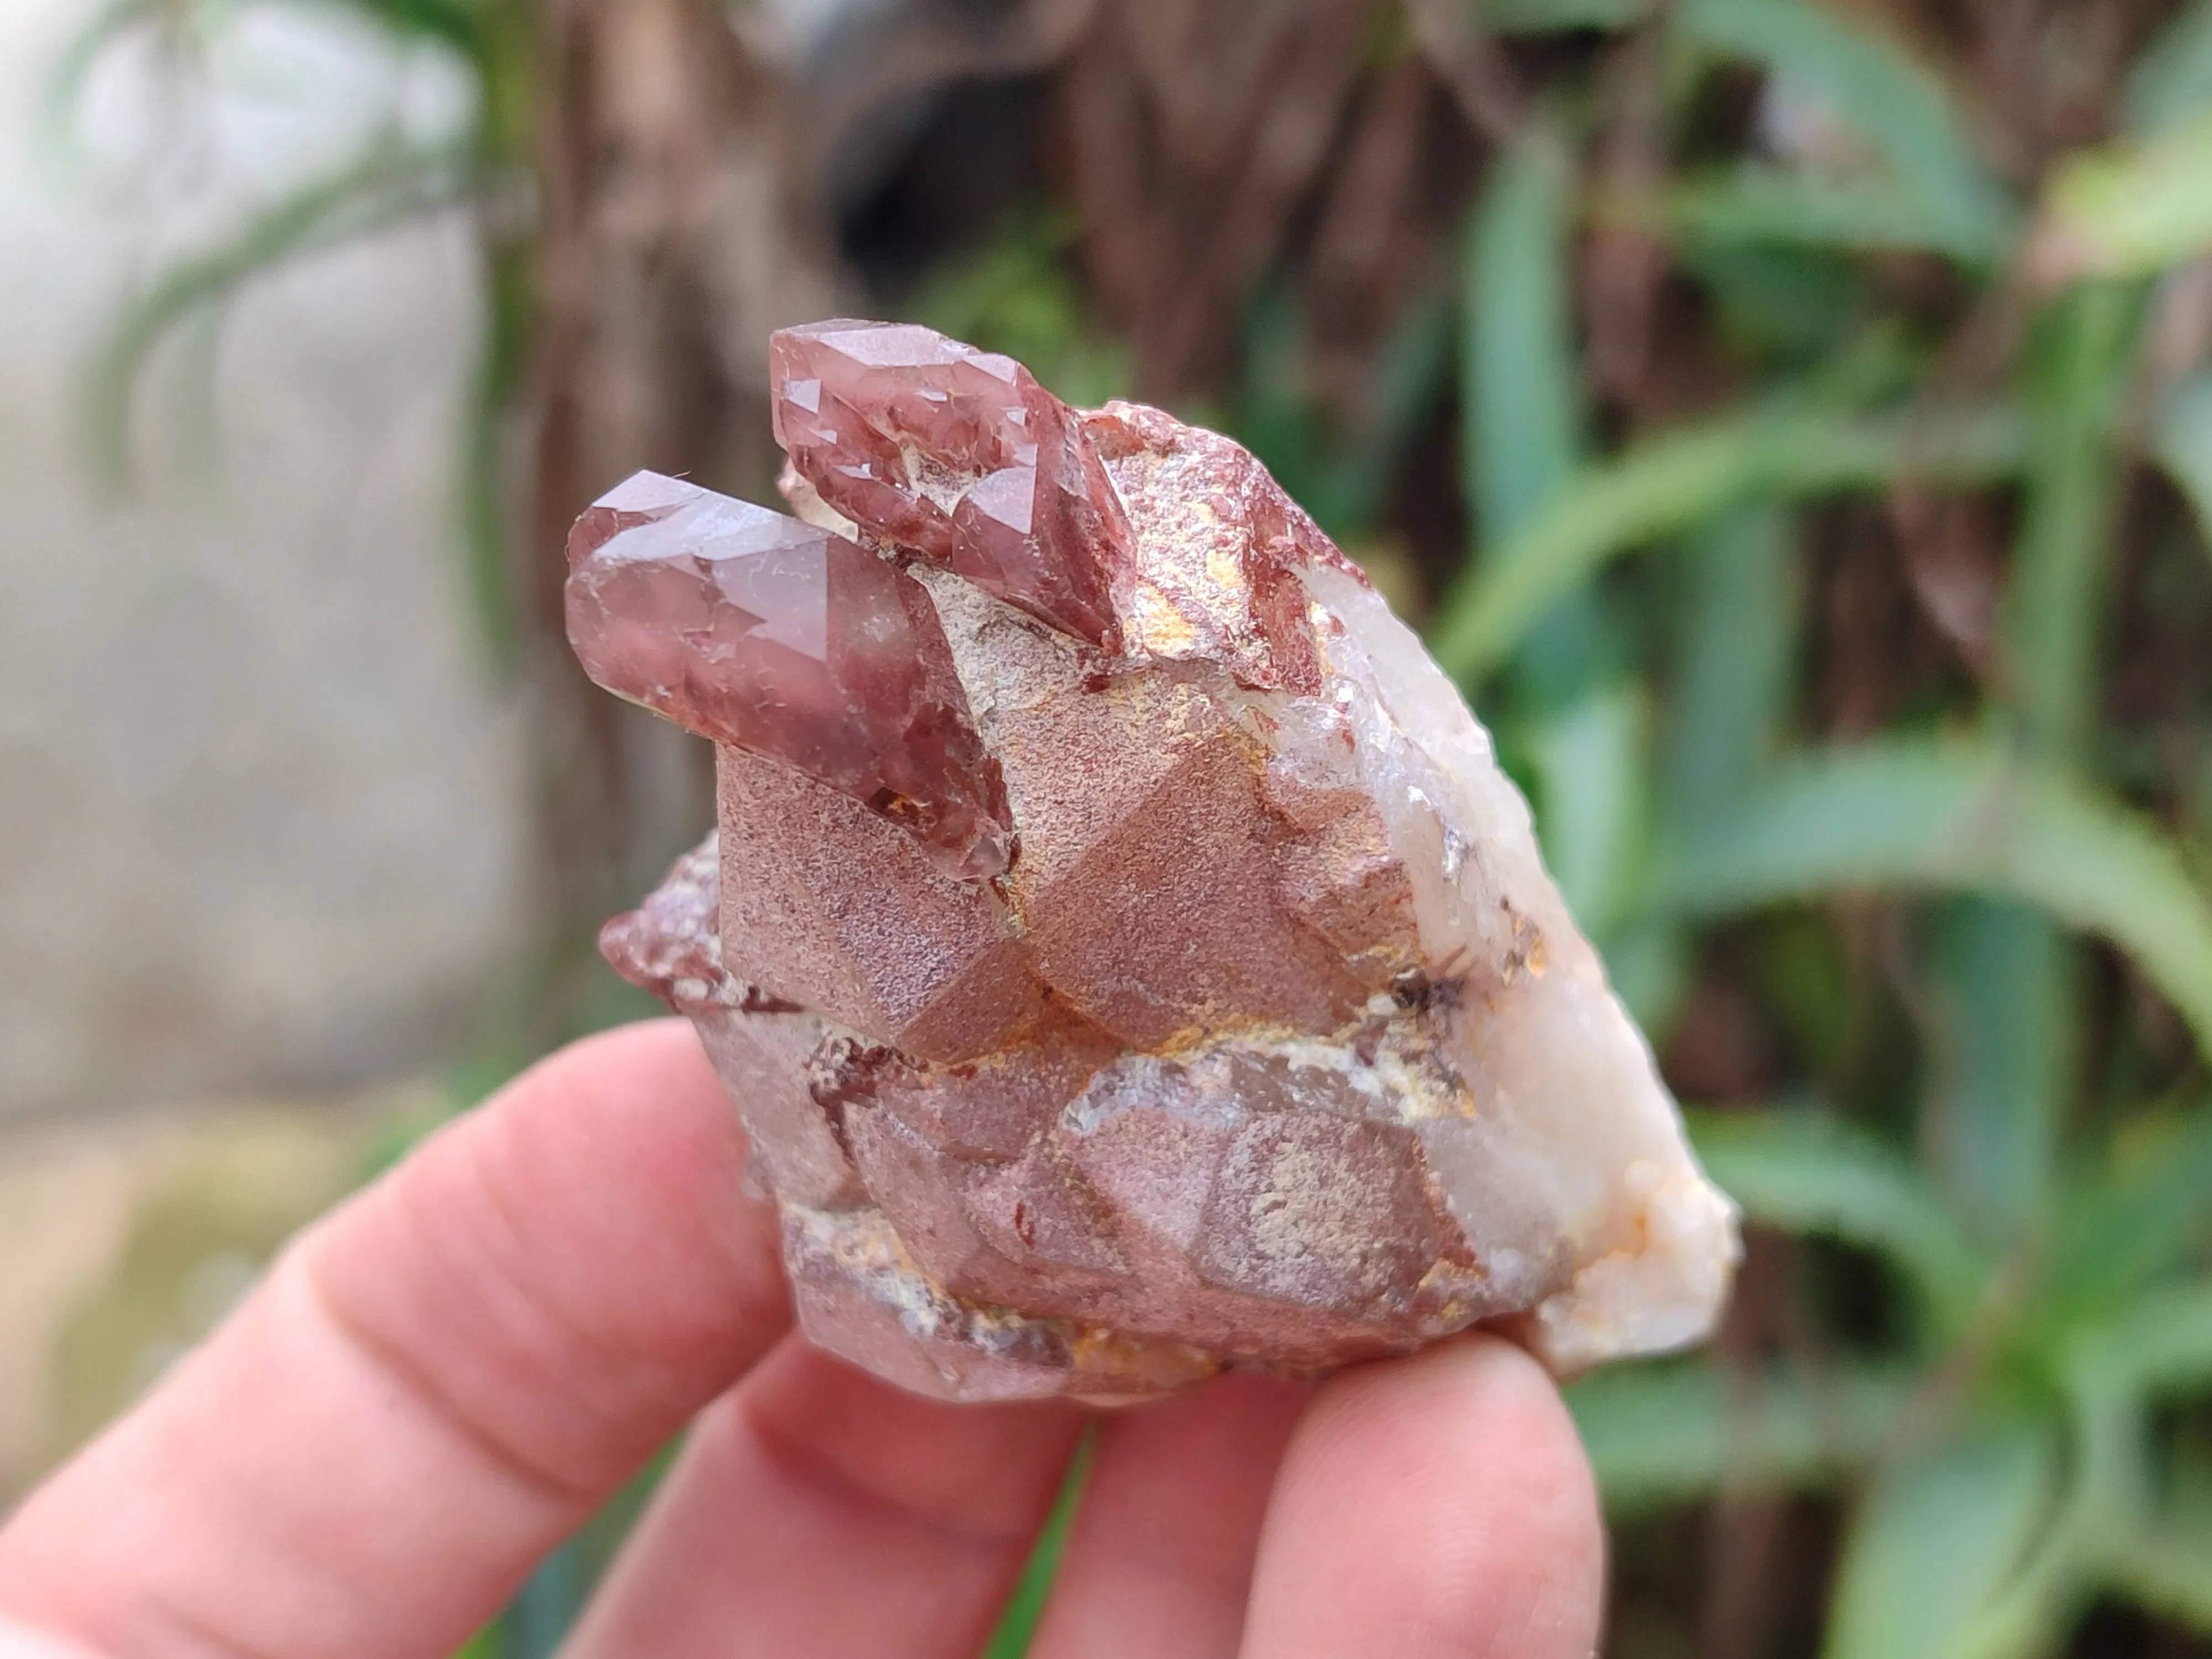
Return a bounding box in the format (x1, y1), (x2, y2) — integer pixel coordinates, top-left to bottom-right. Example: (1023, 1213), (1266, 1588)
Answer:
(561, 1336), (1084, 1658)
(1026, 1372), (1310, 1659)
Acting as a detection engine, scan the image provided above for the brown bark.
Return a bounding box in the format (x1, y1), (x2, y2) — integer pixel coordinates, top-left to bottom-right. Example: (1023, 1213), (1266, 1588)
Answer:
(521, 0), (841, 1031)
(1062, 0), (1378, 398)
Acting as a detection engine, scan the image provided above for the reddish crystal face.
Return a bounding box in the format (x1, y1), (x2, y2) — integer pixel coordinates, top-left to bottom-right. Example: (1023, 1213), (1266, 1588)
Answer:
(770, 319), (1128, 646)
(566, 471), (1011, 879)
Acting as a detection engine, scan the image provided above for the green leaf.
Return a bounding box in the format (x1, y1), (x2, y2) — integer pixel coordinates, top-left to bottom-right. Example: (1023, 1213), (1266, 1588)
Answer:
(1653, 738), (2212, 1060)
(1923, 290), (2132, 1248)
(912, 206), (1130, 411)
(1674, 171), (2002, 263)
(1682, 240), (1864, 363)
(1924, 900), (2076, 1248)
(1527, 686), (1648, 936)
(2004, 283), (2142, 760)
(1565, 1356), (1908, 1514)
(2058, 1355), (2212, 1651)
(1688, 1109), (1984, 1327)
(1227, 282), (1458, 548)
(1233, 283), (1332, 527)
(457, 234), (533, 672)
(2124, 0), (2212, 135)
(43, 0), (168, 161)
(983, 1426), (1095, 1658)
(2152, 371), (2212, 566)
(505, 1544), (585, 1657)
(1755, 913), (1854, 1074)
(1463, 119), (1613, 709)
(2039, 111), (2212, 281)
(1677, 0), (2015, 262)
(1663, 503), (1796, 825)
(2046, 1108), (2212, 1333)
(2068, 1282), (2212, 1399)
(1464, 123), (1580, 548)
(48, 0), (489, 168)
(88, 136), (479, 484)
(1823, 1420), (2062, 1659)
(1478, 0), (1646, 32)
(1429, 404), (2028, 682)
(1603, 917), (1693, 1037)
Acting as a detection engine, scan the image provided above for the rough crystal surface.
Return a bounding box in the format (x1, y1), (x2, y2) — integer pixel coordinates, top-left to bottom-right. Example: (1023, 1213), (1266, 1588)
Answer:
(581, 321), (1739, 1402)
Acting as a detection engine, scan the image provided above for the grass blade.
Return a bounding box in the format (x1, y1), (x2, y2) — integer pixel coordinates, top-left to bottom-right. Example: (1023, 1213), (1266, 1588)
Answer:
(1566, 1357), (1910, 1514)
(2044, 1113), (2212, 1328)
(504, 1545), (585, 1657)
(1526, 686), (1648, 936)
(1479, 0), (1645, 31)
(1662, 503), (1796, 825)
(1677, 0), (2015, 262)
(982, 1426), (1096, 1658)
(1465, 124), (1580, 547)
(1924, 900), (2076, 1249)
(1652, 738), (2212, 1058)
(1460, 116), (1618, 738)
(1689, 1108), (1984, 1328)
(1674, 172), (2002, 263)
(2004, 283), (2142, 758)
(2067, 1282), (2212, 1398)
(87, 136), (479, 484)
(2152, 371), (2212, 566)
(2039, 112), (2212, 281)
(1913, 287), (2133, 1253)
(1429, 403), (2028, 682)
(1823, 1420), (2061, 1659)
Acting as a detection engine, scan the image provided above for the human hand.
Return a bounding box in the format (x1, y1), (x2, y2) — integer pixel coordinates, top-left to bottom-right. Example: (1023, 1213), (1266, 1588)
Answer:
(0, 1020), (1603, 1658)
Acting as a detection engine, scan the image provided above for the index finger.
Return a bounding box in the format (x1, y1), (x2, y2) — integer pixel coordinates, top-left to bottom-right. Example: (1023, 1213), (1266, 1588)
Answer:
(0, 1019), (792, 1659)
(1240, 1337), (1605, 1659)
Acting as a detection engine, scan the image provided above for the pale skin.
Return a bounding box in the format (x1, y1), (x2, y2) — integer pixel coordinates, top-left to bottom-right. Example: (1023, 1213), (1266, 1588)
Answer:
(0, 1019), (1604, 1659)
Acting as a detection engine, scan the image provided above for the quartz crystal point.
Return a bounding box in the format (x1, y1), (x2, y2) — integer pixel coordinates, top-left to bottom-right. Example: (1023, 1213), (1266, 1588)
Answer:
(573, 321), (1739, 1402)
(769, 319), (1128, 646)
(567, 469), (1011, 879)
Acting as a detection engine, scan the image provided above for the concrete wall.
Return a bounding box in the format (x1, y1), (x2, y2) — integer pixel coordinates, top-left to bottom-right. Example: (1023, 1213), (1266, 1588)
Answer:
(0, 0), (531, 1119)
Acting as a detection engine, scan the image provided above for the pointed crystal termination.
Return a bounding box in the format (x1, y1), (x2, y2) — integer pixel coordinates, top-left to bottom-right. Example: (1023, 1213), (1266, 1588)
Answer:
(566, 470), (1013, 879)
(586, 326), (1738, 1405)
(770, 319), (1129, 646)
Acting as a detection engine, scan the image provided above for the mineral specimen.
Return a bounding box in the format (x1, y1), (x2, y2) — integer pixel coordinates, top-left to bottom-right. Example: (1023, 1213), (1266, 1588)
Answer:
(571, 319), (1739, 1402)
(568, 471), (1011, 879)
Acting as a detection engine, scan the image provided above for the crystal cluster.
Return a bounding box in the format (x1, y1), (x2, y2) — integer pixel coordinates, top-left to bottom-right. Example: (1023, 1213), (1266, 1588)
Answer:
(571, 319), (1738, 1401)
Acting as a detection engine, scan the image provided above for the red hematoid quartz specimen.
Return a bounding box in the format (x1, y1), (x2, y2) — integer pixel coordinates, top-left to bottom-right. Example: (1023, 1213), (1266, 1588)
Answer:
(570, 319), (1738, 1402)
(568, 470), (1011, 879)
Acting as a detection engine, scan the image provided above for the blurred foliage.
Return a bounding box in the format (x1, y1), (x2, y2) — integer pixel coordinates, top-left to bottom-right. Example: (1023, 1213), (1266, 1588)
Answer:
(911, 207), (1132, 413)
(43, 1108), (372, 1462)
(979, 1424), (1096, 1659)
(936, 0), (2212, 1651)
(54, 0), (536, 668)
(1409, 2), (2212, 1653)
(60, 0), (2212, 1653)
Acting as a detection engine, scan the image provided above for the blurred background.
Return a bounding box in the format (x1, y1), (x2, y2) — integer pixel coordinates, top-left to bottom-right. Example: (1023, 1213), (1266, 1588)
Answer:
(4, 0), (2212, 1652)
